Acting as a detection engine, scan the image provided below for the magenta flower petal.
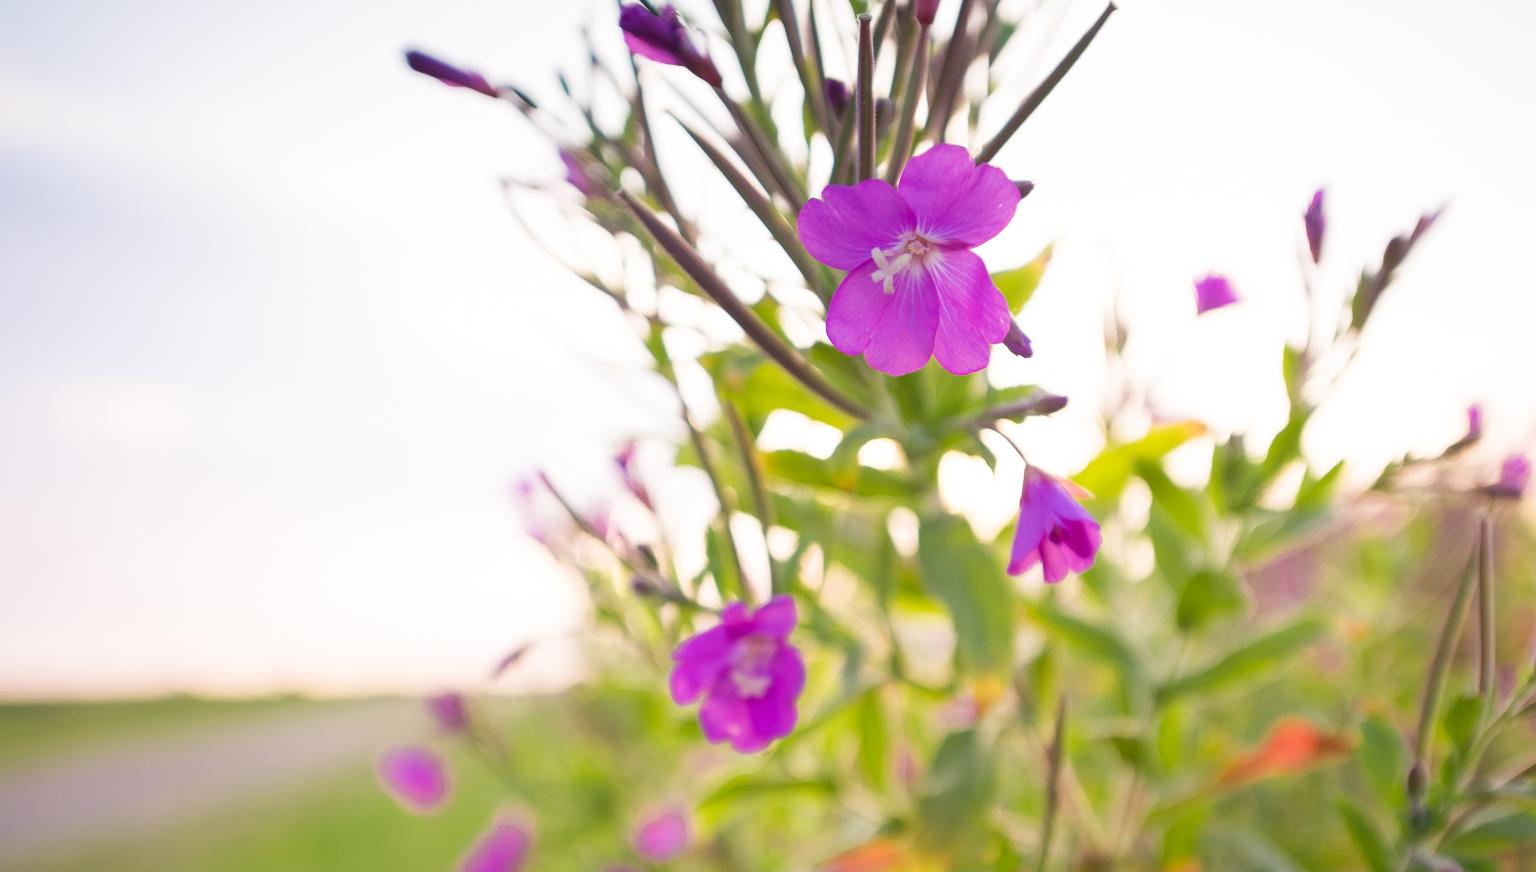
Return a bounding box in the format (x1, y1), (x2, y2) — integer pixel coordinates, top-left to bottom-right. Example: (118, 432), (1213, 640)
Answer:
(898, 144), (1021, 247)
(560, 150), (596, 197)
(1008, 468), (1101, 583)
(928, 249), (1012, 374)
(633, 811), (691, 861)
(1304, 189), (1326, 264)
(862, 272), (941, 376)
(379, 746), (448, 812)
(460, 818), (531, 872)
(404, 50), (499, 98)
(797, 180), (916, 270)
(1194, 273), (1238, 314)
(826, 259), (899, 356)
(670, 596), (804, 753)
(426, 692), (469, 734)
(619, 4), (723, 87)
(1489, 455), (1530, 499)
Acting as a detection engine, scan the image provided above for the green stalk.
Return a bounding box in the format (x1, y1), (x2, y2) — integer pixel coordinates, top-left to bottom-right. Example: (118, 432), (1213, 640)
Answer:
(1477, 515), (1496, 710)
(856, 13), (876, 180)
(1410, 543), (1482, 808)
(724, 401), (782, 594)
(1036, 697), (1068, 872)
(884, 23), (929, 183)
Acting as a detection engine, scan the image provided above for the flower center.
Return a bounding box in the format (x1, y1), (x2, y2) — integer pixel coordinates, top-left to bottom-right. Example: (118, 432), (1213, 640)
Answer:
(869, 232), (934, 295)
(728, 633), (776, 699)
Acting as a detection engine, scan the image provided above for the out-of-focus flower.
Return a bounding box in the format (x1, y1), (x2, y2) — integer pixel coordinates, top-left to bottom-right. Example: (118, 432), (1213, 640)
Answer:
(614, 440), (653, 509)
(404, 50), (500, 98)
(460, 817), (531, 872)
(512, 476), (551, 545)
(797, 144), (1020, 375)
(1215, 717), (1351, 788)
(1466, 404), (1484, 442)
(426, 692), (469, 734)
(379, 746), (448, 812)
(1304, 188), (1325, 264)
(1007, 466), (1101, 583)
(1002, 321), (1033, 358)
(1488, 455), (1531, 499)
(914, 0), (942, 26)
(559, 150), (596, 197)
(1194, 274), (1238, 315)
(823, 78), (851, 120)
(632, 810), (691, 861)
(619, 4), (723, 88)
(671, 596), (805, 753)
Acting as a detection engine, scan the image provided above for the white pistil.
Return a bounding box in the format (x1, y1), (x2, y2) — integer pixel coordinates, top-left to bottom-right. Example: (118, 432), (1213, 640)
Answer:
(869, 235), (931, 295)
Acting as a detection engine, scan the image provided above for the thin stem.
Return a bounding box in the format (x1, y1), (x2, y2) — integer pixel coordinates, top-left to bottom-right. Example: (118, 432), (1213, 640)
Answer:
(975, 2), (1116, 164)
(617, 191), (869, 419)
(1036, 697), (1067, 872)
(1410, 544), (1482, 803)
(775, 0), (830, 136)
(717, 88), (807, 209)
(884, 23), (929, 183)
(677, 400), (751, 604)
(924, 0), (976, 142)
(624, 57), (696, 244)
(1477, 514), (1497, 709)
(856, 13), (876, 180)
(724, 401), (782, 594)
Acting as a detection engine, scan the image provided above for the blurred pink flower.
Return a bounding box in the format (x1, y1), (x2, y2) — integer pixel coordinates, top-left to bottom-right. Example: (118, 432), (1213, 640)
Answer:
(798, 144), (1020, 375)
(1194, 274), (1238, 315)
(1465, 404), (1484, 441)
(619, 4), (723, 88)
(379, 746), (448, 812)
(915, 0), (941, 25)
(671, 596), (805, 753)
(460, 818), (531, 872)
(1489, 455), (1530, 499)
(1304, 189), (1326, 264)
(633, 810), (691, 861)
(1008, 467), (1101, 583)
(560, 150), (596, 198)
(404, 50), (499, 99)
(426, 692), (469, 734)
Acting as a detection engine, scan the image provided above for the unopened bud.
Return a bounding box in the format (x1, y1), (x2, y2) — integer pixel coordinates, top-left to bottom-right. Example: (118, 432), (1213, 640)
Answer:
(1004, 322), (1033, 358)
(1014, 180), (1035, 198)
(1407, 759), (1427, 799)
(631, 575), (661, 597)
(823, 78), (850, 120)
(914, 0), (941, 26)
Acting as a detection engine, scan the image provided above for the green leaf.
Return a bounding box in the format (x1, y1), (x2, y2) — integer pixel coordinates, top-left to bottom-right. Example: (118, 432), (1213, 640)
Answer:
(1358, 715), (1409, 809)
(1138, 458), (1206, 538)
(1259, 409), (1308, 485)
(991, 245), (1052, 312)
(696, 774), (837, 816)
(915, 514), (1015, 673)
(1077, 421), (1206, 502)
(705, 524), (744, 600)
(762, 450), (918, 498)
(1295, 459), (1345, 511)
(1444, 694), (1485, 759)
(1025, 600), (1147, 713)
(855, 689), (889, 790)
(916, 730), (996, 853)
(1176, 570), (1249, 632)
(1200, 826), (1306, 872)
(1157, 617), (1326, 703)
(1444, 812), (1536, 856)
(1336, 798), (1394, 872)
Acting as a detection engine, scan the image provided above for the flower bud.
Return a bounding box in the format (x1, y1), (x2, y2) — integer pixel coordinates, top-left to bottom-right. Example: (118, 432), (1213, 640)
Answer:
(619, 4), (723, 88)
(1014, 179), (1035, 198)
(425, 692), (470, 734)
(1194, 273), (1238, 315)
(823, 78), (851, 120)
(1003, 322), (1033, 358)
(914, 0), (941, 26)
(404, 49), (500, 98)
(1487, 455), (1531, 499)
(1304, 188), (1325, 264)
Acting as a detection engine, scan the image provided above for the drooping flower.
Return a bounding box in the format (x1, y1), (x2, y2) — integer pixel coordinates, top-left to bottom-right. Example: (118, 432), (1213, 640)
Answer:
(426, 692), (469, 734)
(633, 810), (691, 861)
(1304, 189), (1326, 264)
(1194, 273), (1238, 315)
(614, 440), (653, 509)
(379, 746), (448, 812)
(559, 150), (596, 197)
(1488, 455), (1530, 499)
(404, 50), (500, 99)
(618, 4), (723, 88)
(670, 596), (805, 753)
(1007, 466), (1101, 583)
(797, 144), (1020, 375)
(460, 817), (531, 872)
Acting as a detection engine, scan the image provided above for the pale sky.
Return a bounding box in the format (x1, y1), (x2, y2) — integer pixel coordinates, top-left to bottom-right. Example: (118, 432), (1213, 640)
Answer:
(1, 0), (1531, 698)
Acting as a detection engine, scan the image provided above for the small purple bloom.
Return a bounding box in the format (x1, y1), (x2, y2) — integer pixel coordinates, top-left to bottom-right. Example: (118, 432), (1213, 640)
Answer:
(1194, 273), (1238, 315)
(915, 0), (942, 26)
(615, 440), (653, 509)
(1489, 455), (1530, 499)
(797, 144), (1020, 375)
(426, 692), (469, 734)
(460, 818), (531, 872)
(671, 596), (805, 753)
(1304, 189), (1326, 264)
(633, 810), (691, 861)
(560, 150), (596, 197)
(1465, 404), (1484, 442)
(1008, 467), (1102, 583)
(379, 746), (448, 812)
(619, 4), (723, 88)
(404, 50), (500, 99)
(823, 78), (851, 120)
(1003, 322), (1033, 358)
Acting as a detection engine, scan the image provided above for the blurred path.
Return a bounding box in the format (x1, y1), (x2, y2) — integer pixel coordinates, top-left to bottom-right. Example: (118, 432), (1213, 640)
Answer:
(0, 700), (417, 868)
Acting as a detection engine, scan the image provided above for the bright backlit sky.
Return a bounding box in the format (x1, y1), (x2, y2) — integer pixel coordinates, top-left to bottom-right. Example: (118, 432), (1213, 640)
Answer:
(1, 0), (1531, 698)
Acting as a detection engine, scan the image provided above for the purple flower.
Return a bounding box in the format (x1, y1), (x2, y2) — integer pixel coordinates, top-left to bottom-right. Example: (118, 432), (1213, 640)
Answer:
(633, 810), (690, 861)
(1304, 189), (1326, 264)
(823, 78), (851, 120)
(560, 150), (596, 197)
(615, 440), (653, 509)
(797, 144), (1020, 375)
(379, 746), (448, 812)
(619, 4), (723, 88)
(1465, 404), (1484, 442)
(460, 818), (531, 872)
(1007, 467), (1102, 583)
(670, 596), (805, 753)
(404, 50), (500, 99)
(1489, 455), (1530, 499)
(1194, 273), (1238, 315)
(426, 692), (469, 734)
